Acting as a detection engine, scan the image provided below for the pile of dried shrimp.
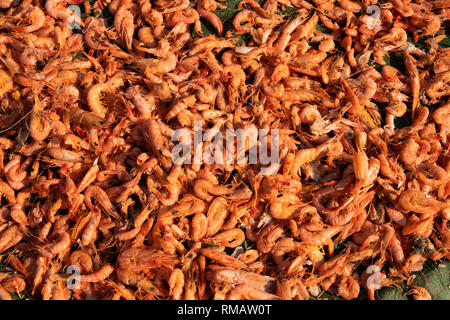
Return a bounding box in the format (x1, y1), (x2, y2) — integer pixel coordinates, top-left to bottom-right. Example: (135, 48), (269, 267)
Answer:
(0, 0), (449, 300)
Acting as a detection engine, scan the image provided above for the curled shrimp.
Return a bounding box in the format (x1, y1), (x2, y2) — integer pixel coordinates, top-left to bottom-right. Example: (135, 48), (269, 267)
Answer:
(14, 5), (46, 33)
(87, 83), (111, 118)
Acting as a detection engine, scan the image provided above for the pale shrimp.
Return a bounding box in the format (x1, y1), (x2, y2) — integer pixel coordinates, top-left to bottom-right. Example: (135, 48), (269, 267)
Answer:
(29, 111), (51, 143)
(159, 0), (190, 13)
(375, 26), (407, 51)
(77, 160), (99, 193)
(399, 138), (428, 169)
(298, 223), (342, 246)
(119, 247), (179, 273)
(190, 38), (234, 56)
(205, 197), (229, 237)
(66, 107), (106, 128)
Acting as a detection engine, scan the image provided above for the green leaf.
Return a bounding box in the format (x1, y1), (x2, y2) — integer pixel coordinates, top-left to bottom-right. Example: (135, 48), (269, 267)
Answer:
(438, 37), (450, 48)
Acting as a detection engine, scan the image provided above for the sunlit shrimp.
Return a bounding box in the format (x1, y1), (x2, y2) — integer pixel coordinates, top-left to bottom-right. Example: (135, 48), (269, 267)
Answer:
(204, 196), (229, 237)
(0, 69), (13, 97)
(158, 165), (182, 206)
(80, 264), (114, 283)
(0, 180), (16, 205)
(0, 285), (11, 300)
(337, 275), (360, 300)
(1, 275), (26, 294)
